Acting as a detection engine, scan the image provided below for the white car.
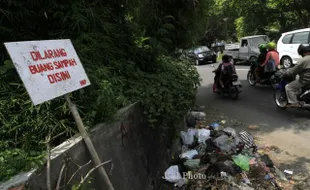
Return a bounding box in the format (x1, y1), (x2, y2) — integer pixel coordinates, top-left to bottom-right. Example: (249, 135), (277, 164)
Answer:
(277, 28), (310, 68)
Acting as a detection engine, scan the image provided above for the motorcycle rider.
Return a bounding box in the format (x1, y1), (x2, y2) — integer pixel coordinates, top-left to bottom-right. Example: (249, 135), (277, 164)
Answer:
(261, 41), (280, 70)
(255, 44), (268, 82)
(213, 54), (235, 91)
(283, 43), (310, 107)
(219, 54), (236, 88)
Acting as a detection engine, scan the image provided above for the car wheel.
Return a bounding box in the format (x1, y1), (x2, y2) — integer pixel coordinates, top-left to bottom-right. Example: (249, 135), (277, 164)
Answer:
(281, 56), (292, 69)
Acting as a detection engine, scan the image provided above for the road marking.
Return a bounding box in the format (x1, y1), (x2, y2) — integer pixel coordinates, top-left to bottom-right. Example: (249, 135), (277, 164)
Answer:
(236, 69), (248, 71)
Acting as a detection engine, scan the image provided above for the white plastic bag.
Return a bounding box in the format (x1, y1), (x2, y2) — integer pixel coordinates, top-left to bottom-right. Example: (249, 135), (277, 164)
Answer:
(189, 111), (206, 121)
(180, 128), (198, 145)
(180, 150), (198, 159)
(197, 129), (210, 144)
(163, 165), (182, 183)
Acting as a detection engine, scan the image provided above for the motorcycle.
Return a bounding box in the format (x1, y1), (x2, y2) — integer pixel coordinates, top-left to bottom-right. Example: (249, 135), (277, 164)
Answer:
(211, 64), (242, 100)
(274, 69), (310, 110)
(247, 57), (279, 89)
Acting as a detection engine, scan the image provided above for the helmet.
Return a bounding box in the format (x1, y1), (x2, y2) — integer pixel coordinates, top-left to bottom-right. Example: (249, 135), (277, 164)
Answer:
(267, 42), (276, 50)
(297, 43), (310, 57)
(258, 44), (267, 52)
(222, 54), (230, 63)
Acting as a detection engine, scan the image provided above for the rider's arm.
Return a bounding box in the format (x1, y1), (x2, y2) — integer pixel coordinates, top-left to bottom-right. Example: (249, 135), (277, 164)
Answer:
(261, 52), (270, 66)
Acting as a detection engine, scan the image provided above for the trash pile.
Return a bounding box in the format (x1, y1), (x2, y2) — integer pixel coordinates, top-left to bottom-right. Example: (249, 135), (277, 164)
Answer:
(163, 109), (297, 190)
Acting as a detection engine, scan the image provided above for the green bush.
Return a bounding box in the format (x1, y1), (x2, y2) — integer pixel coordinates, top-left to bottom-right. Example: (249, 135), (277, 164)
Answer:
(0, 0), (201, 181)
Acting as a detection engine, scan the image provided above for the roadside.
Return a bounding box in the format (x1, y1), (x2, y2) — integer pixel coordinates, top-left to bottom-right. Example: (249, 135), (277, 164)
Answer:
(201, 104), (310, 179)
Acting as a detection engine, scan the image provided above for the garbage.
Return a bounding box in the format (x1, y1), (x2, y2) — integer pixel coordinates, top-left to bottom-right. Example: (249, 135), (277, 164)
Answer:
(274, 166), (288, 181)
(189, 111), (206, 121)
(164, 111), (296, 189)
(163, 165), (183, 183)
(220, 120), (226, 124)
(197, 129), (210, 144)
(213, 135), (241, 154)
(232, 154), (250, 171)
(260, 154), (274, 168)
(284, 170), (293, 175)
(180, 128), (198, 145)
(180, 150), (198, 159)
(210, 122), (220, 130)
(195, 143), (207, 155)
(238, 130), (257, 152)
(247, 125), (259, 130)
(184, 159), (200, 169)
(222, 127), (237, 137)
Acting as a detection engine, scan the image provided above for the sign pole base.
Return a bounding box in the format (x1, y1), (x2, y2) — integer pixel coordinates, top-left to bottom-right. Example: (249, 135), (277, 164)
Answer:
(65, 94), (115, 190)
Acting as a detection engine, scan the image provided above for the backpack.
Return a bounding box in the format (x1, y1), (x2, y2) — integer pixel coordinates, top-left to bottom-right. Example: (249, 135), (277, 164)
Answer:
(264, 52), (277, 73)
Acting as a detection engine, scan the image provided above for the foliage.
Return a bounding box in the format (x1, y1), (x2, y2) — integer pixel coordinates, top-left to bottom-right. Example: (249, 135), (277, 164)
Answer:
(0, 0), (201, 181)
(124, 56), (201, 126)
(0, 149), (45, 181)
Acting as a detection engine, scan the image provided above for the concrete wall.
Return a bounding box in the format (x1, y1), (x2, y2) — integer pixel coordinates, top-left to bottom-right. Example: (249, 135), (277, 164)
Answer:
(1, 102), (182, 190)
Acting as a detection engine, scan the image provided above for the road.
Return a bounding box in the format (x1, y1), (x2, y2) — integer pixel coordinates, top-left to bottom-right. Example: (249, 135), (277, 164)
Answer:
(196, 63), (310, 175)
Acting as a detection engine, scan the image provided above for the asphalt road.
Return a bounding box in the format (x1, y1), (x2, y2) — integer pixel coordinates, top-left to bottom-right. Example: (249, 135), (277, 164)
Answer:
(196, 62), (310, 131)
(196, 62), (310, 175)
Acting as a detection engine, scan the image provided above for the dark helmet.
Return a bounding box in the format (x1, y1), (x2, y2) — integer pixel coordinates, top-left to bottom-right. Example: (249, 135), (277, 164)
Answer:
(222, 54), (230, 63)
(297, 43), (310, 57)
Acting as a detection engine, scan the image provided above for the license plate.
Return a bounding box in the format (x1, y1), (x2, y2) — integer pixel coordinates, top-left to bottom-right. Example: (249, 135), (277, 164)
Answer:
(233, 81), (241, 85)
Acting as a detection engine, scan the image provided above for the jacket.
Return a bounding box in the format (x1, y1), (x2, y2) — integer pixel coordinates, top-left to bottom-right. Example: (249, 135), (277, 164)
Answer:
(284, 55), (310, 84)
(261, 50), (280, 66)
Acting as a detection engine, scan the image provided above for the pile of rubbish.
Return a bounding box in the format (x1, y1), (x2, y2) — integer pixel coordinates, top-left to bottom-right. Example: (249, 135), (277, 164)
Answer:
(163, 109), (297, 190)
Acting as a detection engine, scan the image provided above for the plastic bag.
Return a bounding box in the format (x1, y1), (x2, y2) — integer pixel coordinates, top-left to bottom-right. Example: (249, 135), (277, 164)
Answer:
(197, 129), (210, 144)
(184, 159), (200, 169)
(189, 111), (206, 121)
(163, 165), (182, 183)
(180, 129), (198, 145)
(232, 154), (250, 171)
(180, 150), (198, 159)
(223, 127), (237, 137)
(213, 135), (237, 153)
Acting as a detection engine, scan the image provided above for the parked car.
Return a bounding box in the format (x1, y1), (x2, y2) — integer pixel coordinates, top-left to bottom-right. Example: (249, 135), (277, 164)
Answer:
(224, 35), (270, 64)
(183, 46), (217, 65)
(277, 28), (310, 69)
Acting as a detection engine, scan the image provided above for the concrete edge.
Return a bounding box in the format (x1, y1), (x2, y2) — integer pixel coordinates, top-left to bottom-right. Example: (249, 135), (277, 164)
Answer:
(0, 101), (140, 190)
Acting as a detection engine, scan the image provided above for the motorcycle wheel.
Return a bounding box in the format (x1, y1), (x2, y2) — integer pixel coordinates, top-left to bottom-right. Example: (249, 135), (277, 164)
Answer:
(247, 71), (256, 86)
(274, 89), (288, 109)
(269, 77), (278, 90)
(230, 86), (239, 100)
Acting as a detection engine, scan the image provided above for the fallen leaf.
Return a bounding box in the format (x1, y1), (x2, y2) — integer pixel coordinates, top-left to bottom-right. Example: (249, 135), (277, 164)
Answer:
(248, 125), (259, 130)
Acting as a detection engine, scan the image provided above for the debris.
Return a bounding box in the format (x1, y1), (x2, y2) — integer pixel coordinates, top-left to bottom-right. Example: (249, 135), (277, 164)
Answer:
(213, 135), (241, 154)
(261, 154), (274, 168)
(180, 150), (198, 159)
(180, 128), (198, 145)
(232, 154), (251, 171)
(210, 122), (220, 130)
(274, 166), (288, 181)
(184, 159), (200, 169)
(247, 125), (259, 130)
(189, 111), (206, 121)
(164, 109), (299, 189)
(197, 129), (211, 144)
(223, 127), (237, 137)
(220, 120), (226, 124)
(284, 170), (293, 175)
(163, 165), (182, 183)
